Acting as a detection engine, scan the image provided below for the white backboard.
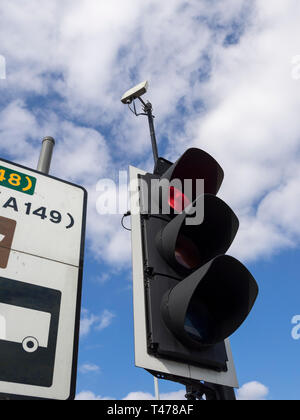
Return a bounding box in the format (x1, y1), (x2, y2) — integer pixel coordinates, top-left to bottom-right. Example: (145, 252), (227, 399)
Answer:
(129, 165), (238, 388)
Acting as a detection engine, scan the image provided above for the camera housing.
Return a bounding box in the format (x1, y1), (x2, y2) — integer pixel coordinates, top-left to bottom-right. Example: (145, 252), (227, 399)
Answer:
(121, 81), (149, 104)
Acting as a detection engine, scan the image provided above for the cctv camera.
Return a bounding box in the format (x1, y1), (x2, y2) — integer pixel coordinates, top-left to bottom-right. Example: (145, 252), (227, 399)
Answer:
(121, 81), (149, 104)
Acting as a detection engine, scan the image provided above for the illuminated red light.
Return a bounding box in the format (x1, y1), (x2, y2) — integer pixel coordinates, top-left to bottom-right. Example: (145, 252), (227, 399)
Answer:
(168, 187), (191, 212)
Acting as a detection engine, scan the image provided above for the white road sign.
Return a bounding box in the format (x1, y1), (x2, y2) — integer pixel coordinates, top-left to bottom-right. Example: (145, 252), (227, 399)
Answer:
(0, 158), (87, 400)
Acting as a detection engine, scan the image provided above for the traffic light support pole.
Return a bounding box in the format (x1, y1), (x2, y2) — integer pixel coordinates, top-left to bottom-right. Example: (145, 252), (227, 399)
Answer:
(147, 370), (236, 401)
(185, 382), (236, 401)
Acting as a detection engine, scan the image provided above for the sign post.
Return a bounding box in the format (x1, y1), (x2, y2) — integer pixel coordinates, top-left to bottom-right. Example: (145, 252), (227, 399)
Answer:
(0, 158), (87, 400)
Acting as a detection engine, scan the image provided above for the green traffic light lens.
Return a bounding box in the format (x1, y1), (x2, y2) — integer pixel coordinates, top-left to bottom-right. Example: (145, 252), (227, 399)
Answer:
(184, 299), (217, 345)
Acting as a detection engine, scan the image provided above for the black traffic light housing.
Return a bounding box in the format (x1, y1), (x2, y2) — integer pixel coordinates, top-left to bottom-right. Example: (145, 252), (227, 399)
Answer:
(139, 148), (258, 372)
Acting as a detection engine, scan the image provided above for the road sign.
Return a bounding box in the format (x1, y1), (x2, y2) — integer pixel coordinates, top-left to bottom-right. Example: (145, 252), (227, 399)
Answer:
(129, 165), (239, 388)
(0, 158), (87, 400)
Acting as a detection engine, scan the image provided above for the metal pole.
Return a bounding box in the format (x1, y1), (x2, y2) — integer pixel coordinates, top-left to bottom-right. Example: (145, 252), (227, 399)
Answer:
(145, 103), (159, 167)
(138, 98), (159, 168)
(154, 377), (160, 401)
(37, 136), (55, 174)
(147, 105), (159, 166)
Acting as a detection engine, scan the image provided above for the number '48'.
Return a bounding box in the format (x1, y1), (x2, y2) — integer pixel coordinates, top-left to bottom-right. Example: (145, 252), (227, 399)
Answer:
(0, 170), (22, 186)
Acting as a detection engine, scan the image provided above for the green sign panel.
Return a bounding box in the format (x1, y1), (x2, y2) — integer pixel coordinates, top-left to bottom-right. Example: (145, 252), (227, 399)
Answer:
(0, 166), (36, 195)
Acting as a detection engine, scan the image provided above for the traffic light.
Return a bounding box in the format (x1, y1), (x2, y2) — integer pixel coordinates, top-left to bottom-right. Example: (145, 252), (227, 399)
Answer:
(137, 148), (258, 373)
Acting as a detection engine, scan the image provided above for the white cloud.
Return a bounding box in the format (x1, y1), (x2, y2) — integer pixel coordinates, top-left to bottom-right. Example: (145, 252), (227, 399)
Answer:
(50, 123), (110, 185)
(76, 384), (270, 401)
(76, 388), (186, 401)
(75, 391), (113, 400)
(77, 384), (269, 401)
(0, 54), (6, 79)
(0, 100), (39, 160)
(95, 273), (110, 285)
(0, 0), (300, 265)
(80, 309), (116, 337)
(123, 391), (155, 401)
(237, 381), (269, 400)
(87, 185), (132, 267)
(76, 388), (187, 401)
(122, 389), (186, 400)
(122, 384), (269, 401)
(96, 310), (116, 332)
(79, 364), (101, 375)
(79, 310), (99, 338)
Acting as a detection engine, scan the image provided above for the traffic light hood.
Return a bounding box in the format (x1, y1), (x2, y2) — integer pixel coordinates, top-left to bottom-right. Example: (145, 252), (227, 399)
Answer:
(161, 255), (259, 347)
(161, 148), (224, 200)
(156, 194), (239, 273)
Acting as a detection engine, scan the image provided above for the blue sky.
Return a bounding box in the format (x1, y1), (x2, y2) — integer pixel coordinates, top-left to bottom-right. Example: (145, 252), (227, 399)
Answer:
(1, 0), (300, 400)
